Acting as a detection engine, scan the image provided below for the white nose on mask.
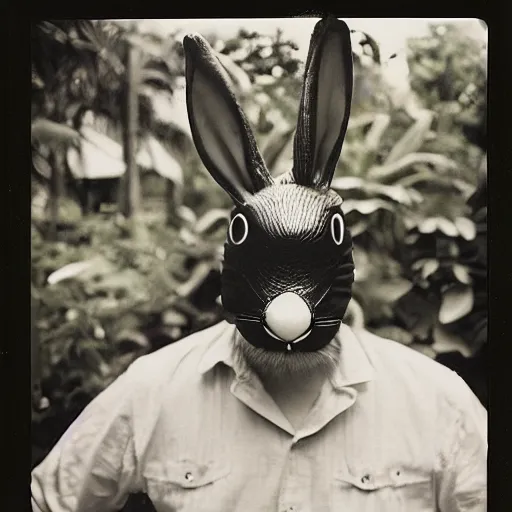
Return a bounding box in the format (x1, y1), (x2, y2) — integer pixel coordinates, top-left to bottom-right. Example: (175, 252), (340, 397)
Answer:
(263, 292), (312, 343)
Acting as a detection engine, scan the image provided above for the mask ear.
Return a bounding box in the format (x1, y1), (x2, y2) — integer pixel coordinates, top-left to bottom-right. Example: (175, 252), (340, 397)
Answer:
(292, 17), (353, 189)
(184, 34), (273, 205)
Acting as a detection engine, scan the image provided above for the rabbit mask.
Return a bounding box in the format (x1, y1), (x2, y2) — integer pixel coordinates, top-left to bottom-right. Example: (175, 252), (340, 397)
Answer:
(184, 18), (354, 353)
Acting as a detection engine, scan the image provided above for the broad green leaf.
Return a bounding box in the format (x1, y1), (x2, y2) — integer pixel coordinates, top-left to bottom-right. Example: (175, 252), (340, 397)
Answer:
(32, 119), (81, 147)
(364, 113), (391, 150)
(195, 209), (230, 235)
(347, 220), (368, 238)
(347, 112), (377, 131)
(342, 199), (394, 215)
(370, 278), (414, 303)
(418, 217), (458, 237)
(432, 323), (472, 357)
(261, 125), (295, 175)
(418, 218), (438, 234)
(393, 169), (443, 189)
(435, 218), (459, 237)
(32, 151), (52, 180)
(439, 285), (474, 324)
(177, 206), (197, 225)
(368, 153), (458, 184)
(384, 110), (435, 164)
(115, 329), (150, 348)
(412, 258), (429, 271)
(372, 325), (413, 345)
(332, 178), (419, 206)
(453, 264), (472, 284)
(176, 262), (213, 298)
(409, 343), (437, 359)
(404, 215), (421, 230)
(366, 183), (417, 205)
(421, 259), (439, 279)
(454, 217), (477, 240)
(254, 74), (275, 87)
(331, 177), (365, 190)
(47, 260), (97, 285)
(453, 179), (477, 199)
(162, 309), (188, 327)
(87, 268), (146, 295)
(179, 227), (200, 246)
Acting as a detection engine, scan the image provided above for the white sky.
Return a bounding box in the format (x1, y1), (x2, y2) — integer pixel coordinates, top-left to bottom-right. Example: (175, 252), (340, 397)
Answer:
(112, 18), (487, 132)
(129, 18), (487, 63)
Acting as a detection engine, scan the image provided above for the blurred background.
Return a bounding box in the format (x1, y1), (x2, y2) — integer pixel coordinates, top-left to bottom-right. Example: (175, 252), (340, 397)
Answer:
(31, 18), (488, 482)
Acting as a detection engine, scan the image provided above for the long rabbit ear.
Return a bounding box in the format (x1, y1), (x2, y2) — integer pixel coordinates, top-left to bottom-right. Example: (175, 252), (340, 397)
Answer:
(183, 34), (273, 205)
(292, 17), (353, 189)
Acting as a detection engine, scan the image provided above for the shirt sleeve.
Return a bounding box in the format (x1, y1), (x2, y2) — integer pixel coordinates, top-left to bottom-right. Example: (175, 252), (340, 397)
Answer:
(436, 373), (487, 512)
(31, 362), (142, 512)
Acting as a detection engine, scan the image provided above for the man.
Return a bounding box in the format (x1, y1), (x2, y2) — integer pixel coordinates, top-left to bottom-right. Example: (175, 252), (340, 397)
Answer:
(31, 17), (487, 512)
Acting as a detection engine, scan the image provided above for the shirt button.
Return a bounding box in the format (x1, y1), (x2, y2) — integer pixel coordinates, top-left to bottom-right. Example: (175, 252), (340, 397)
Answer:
(361, 474), (371, 484)
(185, 472), (194, 482)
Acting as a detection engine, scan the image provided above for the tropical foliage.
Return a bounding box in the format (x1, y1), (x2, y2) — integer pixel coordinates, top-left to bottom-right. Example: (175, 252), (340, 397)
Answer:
(31, 20), (487, 484)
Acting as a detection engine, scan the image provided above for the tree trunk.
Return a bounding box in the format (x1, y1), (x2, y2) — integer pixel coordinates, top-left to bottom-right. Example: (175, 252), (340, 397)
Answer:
(120, 42), (141, 223)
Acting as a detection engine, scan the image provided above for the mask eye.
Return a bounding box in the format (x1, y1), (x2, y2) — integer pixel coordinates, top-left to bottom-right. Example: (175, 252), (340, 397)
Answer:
(330, 213), (344, 245)
(229, 213), (249, 245)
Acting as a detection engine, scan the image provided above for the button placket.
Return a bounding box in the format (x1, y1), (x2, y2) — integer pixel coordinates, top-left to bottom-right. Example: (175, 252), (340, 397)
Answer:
(278, 444), (309, 512)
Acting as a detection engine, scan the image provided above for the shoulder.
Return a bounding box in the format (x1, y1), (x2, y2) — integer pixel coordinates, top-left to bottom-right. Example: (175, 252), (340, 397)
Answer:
(354, 326), (455, 381)
(125, 321), (231, 387)
(353, 327), (483, 417)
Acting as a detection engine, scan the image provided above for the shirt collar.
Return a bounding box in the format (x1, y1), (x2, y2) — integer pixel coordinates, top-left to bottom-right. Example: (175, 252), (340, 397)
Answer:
(330, 323), (375, 389)
(197, 321), (238, 375)
(198, 321), (375, 388)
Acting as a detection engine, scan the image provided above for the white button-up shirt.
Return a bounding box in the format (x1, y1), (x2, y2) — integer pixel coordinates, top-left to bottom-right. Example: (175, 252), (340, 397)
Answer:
(31, 321), (487, 512)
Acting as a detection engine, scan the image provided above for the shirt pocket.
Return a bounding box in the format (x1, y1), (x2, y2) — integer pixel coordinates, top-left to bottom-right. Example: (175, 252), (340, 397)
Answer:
(332, 466), (434, 512)
(144, 459), (231, 512)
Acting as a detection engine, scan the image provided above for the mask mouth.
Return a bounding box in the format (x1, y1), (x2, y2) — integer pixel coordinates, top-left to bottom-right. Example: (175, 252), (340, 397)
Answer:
(236, 291), (343, 349)
(262, 323), (312, 344)
(262, 291), (312, 343)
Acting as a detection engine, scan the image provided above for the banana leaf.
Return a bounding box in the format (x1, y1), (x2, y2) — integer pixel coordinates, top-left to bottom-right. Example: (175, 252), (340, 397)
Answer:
(384, 110), (435, 164)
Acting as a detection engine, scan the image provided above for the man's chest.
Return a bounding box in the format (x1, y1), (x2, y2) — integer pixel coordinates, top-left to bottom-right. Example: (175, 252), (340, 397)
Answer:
(134, 380), (439, 512)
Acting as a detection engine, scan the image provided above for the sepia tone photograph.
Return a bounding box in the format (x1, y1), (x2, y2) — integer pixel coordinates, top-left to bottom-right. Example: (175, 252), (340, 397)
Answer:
(31, 17), (487, 511)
